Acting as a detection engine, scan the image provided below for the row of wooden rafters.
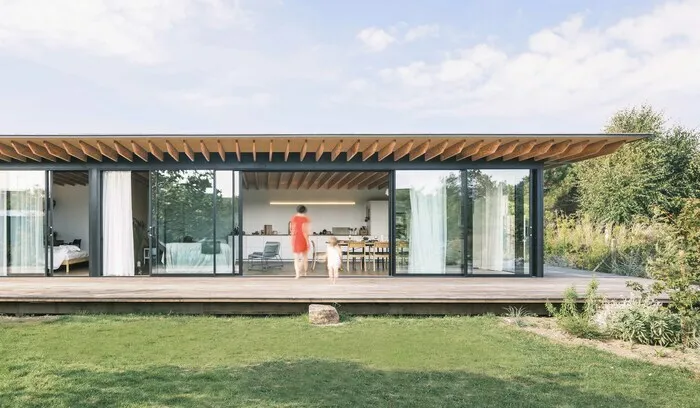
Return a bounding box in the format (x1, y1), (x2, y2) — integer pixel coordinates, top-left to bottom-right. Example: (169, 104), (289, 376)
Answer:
(242, 171), (388, 190)
(0, 138), (627, 163)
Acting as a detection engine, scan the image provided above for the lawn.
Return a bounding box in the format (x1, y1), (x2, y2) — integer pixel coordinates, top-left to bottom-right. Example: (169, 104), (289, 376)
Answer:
(0, 315), (698, 407)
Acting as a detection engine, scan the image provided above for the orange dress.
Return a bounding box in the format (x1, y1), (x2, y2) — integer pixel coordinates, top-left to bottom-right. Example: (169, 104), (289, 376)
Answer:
(290, 214), (309, 254)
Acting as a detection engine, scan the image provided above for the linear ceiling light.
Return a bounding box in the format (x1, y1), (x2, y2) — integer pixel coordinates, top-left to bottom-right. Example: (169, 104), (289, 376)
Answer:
(269, 201), (356, 205)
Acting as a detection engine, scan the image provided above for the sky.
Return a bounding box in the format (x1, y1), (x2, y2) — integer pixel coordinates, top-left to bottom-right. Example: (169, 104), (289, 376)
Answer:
(0, 0), (698, 134)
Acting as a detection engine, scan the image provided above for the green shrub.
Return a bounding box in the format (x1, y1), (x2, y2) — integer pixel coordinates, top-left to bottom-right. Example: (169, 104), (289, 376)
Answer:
(546, 279), (605, 339)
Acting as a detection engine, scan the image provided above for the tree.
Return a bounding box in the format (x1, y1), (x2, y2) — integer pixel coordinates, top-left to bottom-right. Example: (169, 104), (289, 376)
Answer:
(576, 105), (700, 224)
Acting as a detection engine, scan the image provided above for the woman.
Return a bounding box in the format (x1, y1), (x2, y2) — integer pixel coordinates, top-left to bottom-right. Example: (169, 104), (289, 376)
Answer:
(289, 205), (310, 278)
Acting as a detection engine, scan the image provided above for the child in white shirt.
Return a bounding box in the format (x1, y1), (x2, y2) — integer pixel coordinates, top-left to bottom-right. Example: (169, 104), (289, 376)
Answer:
(326, 237), (342, 284)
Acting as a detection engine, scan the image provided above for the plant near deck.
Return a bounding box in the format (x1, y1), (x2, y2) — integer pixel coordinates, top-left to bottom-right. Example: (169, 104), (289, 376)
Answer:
(545, 279), (605, 339)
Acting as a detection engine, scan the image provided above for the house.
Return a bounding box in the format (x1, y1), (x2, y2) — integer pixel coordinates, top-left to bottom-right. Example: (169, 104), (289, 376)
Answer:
(0, 134), (644, 278)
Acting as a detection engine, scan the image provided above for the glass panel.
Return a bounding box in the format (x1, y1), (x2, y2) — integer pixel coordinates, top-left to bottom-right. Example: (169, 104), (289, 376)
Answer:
(467, 169), (530, 275)
(0, 171), (47, 276)
(214, 171), (239, 274)
(151, 170), (215, 274)
(395, 170), (463, 274)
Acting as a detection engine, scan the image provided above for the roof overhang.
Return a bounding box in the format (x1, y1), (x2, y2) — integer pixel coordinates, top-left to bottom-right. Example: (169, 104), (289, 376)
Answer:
(0, 133), (648, 164)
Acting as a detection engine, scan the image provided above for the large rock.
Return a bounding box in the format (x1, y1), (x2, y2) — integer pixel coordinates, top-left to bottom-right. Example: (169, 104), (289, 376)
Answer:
(308, 304), (340, 325)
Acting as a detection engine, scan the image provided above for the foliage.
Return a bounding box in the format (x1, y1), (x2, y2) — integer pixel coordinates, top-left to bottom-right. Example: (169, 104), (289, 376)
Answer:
(544, 164), (579, 216)
(504, 306), (534, 327)
(575, 106), (700, 224)
(545, 280), (605, 339)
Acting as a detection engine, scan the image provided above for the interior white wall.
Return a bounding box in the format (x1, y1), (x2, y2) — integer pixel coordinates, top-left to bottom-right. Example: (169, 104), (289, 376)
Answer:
(52, 183), (89, 249)
(242, 189), (388, 235)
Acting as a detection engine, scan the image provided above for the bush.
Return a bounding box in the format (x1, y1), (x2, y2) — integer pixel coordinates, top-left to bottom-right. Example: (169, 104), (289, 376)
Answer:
(546, 280), (605, 339)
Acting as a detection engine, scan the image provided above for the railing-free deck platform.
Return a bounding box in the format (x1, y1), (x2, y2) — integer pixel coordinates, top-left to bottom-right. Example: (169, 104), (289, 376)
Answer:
(0, 274), (652, 316)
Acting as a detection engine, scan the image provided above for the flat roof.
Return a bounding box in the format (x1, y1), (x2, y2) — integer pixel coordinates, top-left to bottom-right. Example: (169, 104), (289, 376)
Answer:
(0, 133), (648, 164)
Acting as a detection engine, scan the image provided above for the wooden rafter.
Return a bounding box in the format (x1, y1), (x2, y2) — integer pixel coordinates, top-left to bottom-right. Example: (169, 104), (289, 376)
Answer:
(298, 172), (312, 189)
(300, 140), (308, 161)
(131, 141), (148, 161)
(252, 140), (257, 162)
(267, 172), (273, 189)
(358, 172), (383, 189)
(394, 140), (414, 161)
(26, 141), (56, 161)
(284, 140), (290, 162)
(440, 140), (466, 161)
(362, 140), (379, 161)
(183, 140), (195, 162)
(534, 140), (571, 161)
(330, 172), (353, 189)
(378, 140), (396, 161)
(241, 172), (249, 189)
(347, 140), (360, 161)
(79, 141), (102, 162)
(269, 139), (273, 162)
(164, 141), (179, 161)
(96, 141), (118, 161)
(200, 140), (210, 162)
(486, 140), (520, 161)
(316, 172), (334, 188)
(43, 142), (70, 162)
(148, 141), (164, 162)
(424, 140), (448, 161)
(114, 141), (133, 162)
(518, 140), (554, 161)
(11, 141), (41, 162)
(502, 140), (536, 161)
(572, 140), (626, 162)
(306, 172), (322, 189)
(331, 140), (343, 161)
(62, 142), (86, 162)
(218, 140), (226, 161)
(557, 140), (609, 162)
(409, 140), (430, 161)
(456, 141), (484, 161)
(254, 173), (261, 190)
(471, 140), (501, 161)
(316, 140), (325, 161)
(550, 141), (588, 161)
(338, 172), (364, 189)
(367, 173), (388, 189)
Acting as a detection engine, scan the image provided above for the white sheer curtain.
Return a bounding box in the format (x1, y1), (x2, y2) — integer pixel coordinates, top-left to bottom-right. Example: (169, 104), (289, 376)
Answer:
(103, 172), (134, 276)
(473, 183), (506, 272)
(408, 181), (447, 274)
(0, 171), (46, 276)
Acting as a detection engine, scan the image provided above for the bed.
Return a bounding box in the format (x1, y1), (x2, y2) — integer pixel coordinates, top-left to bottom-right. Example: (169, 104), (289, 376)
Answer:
(52, 245), (89, 273)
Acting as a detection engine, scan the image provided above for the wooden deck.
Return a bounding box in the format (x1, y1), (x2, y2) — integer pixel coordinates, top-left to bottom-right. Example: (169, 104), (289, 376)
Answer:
(0, 274), (654, 316)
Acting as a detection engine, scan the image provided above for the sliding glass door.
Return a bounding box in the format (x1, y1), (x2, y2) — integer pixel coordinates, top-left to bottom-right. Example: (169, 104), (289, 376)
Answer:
(0, 171), (49, 276)
(149, 170), (239, 275)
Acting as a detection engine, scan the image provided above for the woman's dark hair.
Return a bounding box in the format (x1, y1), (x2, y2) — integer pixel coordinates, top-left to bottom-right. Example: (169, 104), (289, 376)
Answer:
(296, 205), (307, 214)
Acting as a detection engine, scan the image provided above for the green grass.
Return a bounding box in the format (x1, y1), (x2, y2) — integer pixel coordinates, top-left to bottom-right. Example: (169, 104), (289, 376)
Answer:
(0, 315), (698, 407)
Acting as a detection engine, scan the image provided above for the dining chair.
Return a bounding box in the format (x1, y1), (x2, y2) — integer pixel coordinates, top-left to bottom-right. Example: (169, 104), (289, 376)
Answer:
(372, 241), (390, 271)
(345, 241), (366, 272)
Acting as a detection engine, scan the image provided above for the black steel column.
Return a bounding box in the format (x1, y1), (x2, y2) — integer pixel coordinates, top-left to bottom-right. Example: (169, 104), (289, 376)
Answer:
(238, 172), (244, 275)
(389, 170), (396, 277)
(88, 169), (102, 277)
(529, 168), (544, 277)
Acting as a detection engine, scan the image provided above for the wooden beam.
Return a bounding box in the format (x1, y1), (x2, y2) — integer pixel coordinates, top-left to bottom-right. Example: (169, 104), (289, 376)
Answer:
(424, 140), (448, 161)
(278, 172), (291, 189)
(394, 141), (414, 161)
(253, 173), (260, 190)
(241, 172), (249, 189)
(148, 141), (164, 162)
(331, 140), (343, 161)
(298, 172), (312, 190)
(534, 140), (571, 161)
(233, 140), (240, 161)
(79, 141), (102, 161)
(11, 141), (41, 161)
(316, 140), (325, 161)
(456, 140), (484, 161)
(358, 172), (383, 189)
(571, 140), (626, 162)
(315, 172), (334, 188)
(502, 140), (537, 161)
(183, 140), (195, 162)
(300, 140), (308, 161)
(62, 142), (86, 162)
(131, 141), (148, 161)
(378, 140), (396, 161)
(362, 141), (379, 161)
(267, 172), (273, 189)
(549, 141), (588, 161)
(486, 140), (519, 161)
(269, 139), (273, 162)
(518, 140), (554, 161)
(471, 140), (501, 161)
(440, 140), (466, 161)
(284, 140), (290, 162)
(113, 141), (133, 162)
(306, 172), (321, 189)
(43, 142), (70, 162)
(329, 172), (353, 189)
(409, 140), (430, 161)
(0, 143), (25, 161)
(26, 141), (56, 161)
(367, 173), (389, 189)
(164, 141), (179, 161)
(200, 140), (210, 162)
(347, 140), (360, 161)
(347, 172), (373, 189)
(218, 140), (226, 161)
(96, 141), (118, 161)
(557, 140), (610, 162)
(0, 152), (10, 162)
(252, 140), (257, 162)
(337, 172), (364, 189)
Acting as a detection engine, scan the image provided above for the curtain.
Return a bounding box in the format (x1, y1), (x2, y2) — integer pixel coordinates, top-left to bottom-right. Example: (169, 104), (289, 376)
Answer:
(408, 182), (447, 274)
(103, 171), (135, 276)
(0, 171), (46, 276)
(473, 183), (506, 272)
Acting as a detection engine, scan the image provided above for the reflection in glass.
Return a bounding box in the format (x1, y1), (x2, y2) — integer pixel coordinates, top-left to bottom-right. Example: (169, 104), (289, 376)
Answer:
(214, 171), (239, 274)
(0, 171), (46, 276)
(467, 169), (530, 274)
(395, 170), (462, 274)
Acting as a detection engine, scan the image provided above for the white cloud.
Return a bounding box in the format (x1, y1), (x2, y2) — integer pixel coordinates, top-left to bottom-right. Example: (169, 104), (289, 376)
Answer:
(356, 27), (396, 52)
(165, 89), (275, 109)
(405, 24), (440, 42)
(343, 0), (700, 121)
(0, 0), (252, 64)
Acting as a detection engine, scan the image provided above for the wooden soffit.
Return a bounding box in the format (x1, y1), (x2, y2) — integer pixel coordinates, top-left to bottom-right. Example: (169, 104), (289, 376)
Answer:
(0, 134), (647, 164)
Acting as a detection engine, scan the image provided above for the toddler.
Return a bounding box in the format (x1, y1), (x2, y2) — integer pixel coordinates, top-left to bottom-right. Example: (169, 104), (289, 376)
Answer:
(326, 236), (342, 284)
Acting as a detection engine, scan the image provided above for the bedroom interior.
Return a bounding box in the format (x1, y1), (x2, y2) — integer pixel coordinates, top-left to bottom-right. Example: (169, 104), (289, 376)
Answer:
(51, 171), (90, 276)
